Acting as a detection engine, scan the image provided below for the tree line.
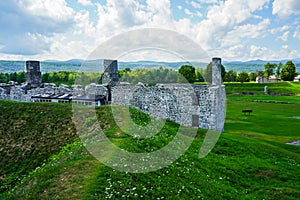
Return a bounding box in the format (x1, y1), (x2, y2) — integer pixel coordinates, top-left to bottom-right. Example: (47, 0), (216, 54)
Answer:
(0, 60), (298, 85)
(179, 60), (298, 83)
(0, 71), (26, 84)
(0, 71), (103, 86)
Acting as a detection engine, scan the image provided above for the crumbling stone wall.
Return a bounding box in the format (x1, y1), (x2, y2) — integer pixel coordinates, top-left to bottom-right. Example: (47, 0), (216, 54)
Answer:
(0, 83), (108, 102)
(111, 83), (225, 131)
(111, 58), (225, 131)
(0, 58), (225, 131)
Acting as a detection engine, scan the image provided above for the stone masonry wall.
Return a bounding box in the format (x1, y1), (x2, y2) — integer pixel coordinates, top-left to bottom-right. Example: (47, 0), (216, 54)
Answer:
(0, 83), (108, 102)
(112, 83), (225, 131)
(111, 57), (225, 131)
(0, 58), (225, 131)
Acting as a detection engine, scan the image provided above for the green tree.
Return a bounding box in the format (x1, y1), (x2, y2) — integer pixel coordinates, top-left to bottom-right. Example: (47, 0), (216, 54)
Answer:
(178, 65), (196, 83)
(264, 62), (276, 79)
(16, 71), (26, 84)
(237, 71), (250, 83)
(195, 69), (205, 82)
(0, 73), (9, 83)
(221, 65), (226, 80)
(224, 70), (237, 82)
(281, 61), (296, 81)
(257, 71), (264, 77)
(249, 72), (257, 82)
(9, 72), (17, 82)
(42, 73), (50, 83)
(118, 67), (131, 77)
(68, 73), (77, 83)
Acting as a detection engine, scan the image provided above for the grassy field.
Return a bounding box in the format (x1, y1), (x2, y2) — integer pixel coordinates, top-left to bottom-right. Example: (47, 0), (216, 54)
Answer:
(0, 82), (300, 199)
(194, 81), (300, 95)
(225, 81), (300, 95)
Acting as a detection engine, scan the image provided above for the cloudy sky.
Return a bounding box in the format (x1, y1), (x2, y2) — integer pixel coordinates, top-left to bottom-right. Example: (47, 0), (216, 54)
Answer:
(0, 0), (299, 61)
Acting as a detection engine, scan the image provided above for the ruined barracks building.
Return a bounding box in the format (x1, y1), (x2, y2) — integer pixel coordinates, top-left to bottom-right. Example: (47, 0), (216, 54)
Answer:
(0, 58), (225, 131)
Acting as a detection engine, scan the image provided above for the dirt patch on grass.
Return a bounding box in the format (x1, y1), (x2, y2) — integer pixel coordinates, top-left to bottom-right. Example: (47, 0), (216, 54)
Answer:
(240, 134), (257, 138)
(256, 169), (275, 179)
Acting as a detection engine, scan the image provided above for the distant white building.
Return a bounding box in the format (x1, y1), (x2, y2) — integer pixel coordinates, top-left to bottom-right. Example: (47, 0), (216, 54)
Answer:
(256, 75), (281, 84)
(294, 75), (300, 82)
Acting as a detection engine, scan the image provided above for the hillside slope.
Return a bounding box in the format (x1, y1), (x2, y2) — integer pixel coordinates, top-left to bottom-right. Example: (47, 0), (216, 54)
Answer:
(0, 101), (78, 192)
(0, 101), (300, 199)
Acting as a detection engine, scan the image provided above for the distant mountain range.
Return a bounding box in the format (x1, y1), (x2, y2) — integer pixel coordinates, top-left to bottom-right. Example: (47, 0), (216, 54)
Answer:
(224, 58), (300, 65)
(0, 59), (299, 74)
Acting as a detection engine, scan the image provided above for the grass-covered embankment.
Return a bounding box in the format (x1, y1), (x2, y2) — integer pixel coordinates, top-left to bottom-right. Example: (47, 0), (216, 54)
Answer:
(0, 95), (300, 199)
(0, 101), (78, 192)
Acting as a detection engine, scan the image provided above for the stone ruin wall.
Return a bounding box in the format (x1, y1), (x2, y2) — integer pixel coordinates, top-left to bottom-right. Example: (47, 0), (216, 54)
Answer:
(0, 83), (108, 102)
(112, 83), (225, 131)
(112, 57), (225, 131)
(0, 58), (225, 131)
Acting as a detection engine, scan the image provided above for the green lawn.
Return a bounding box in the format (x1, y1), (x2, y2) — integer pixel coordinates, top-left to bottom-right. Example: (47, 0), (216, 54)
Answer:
(194, 81), (300, 95)
(225, 99), (300, 144)
(227, 94), (300, 103)
(225, 82), (300, 95)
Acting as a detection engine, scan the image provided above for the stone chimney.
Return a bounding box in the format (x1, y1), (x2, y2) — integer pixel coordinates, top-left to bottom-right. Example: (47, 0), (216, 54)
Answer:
(25, 61), (42, 88)
(212, 57), (222, 86)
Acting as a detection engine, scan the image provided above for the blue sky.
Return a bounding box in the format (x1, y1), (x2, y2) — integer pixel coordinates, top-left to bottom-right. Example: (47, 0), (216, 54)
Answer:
(0, 0), (299, 61)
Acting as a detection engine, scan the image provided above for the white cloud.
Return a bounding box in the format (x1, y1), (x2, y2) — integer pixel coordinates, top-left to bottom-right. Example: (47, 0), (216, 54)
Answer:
(270, 25), (290, 34)
(196, 11), (203, 17)
(282, 45), (289, 49)
(145, 0), (173, 25)
(93, 0), (173, 38)
(43, 0), (176, 60)
(2, 33), (51, 55)
(277, 45), (299, 59)
(196, 0), (270, 50)
(219, 19), (270, 50)
(174, 18), (194, 36)
(196, 0), (219, 3)
(46, 38), (93, 61)
(293, 27), (300, 39)
(86, 28), (209, 62)
(20, 0), (74, 21)
(221, 45), (244, 59)
(0, 0), (75, 55)
(212, 44), (273, 61)
(228, 19), (270, 39)
(250, 45), (269, 58)
(1, 0), (298, 61)
(272, 0), (300, 18)
(182, 1), (202, 18)
(278, 31), (289, 42)
(73, 10), (96, 37)
(191, 1), (202, 9)
(78, 0), (93, 6)
(184, 8), (193, 16)
(76, 0), (271, 61)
